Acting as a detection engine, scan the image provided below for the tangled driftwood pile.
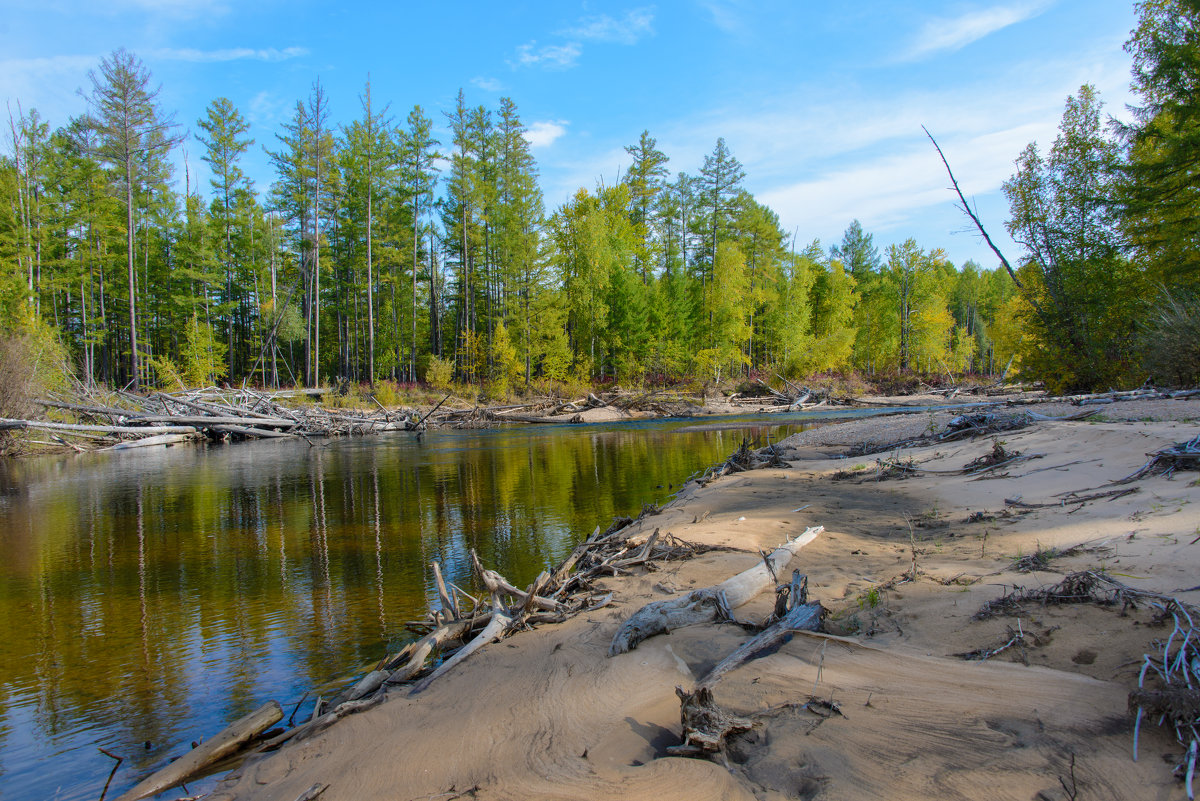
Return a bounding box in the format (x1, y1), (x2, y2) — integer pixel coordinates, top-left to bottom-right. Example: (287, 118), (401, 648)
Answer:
(1117, 433), (1200, 483)
(728, 375), (844, 411)
(110, 512), (728, 801)
(2, 388), (414, 451)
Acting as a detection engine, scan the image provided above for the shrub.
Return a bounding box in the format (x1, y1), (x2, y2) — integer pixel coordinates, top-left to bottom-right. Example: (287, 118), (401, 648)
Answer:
(0, 317), (71, 455)
(426, 356), (454, 392)
(148, 355), (186, 390)
(373, 380), (402, 407)
(1141, 289), (1200, 387)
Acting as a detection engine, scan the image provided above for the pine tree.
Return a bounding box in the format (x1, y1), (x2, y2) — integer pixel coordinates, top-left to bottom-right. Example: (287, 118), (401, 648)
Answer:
(1004, 85), (1137, 390)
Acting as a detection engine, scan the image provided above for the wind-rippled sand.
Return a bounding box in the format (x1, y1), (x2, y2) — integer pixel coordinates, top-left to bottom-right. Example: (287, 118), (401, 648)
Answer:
(213, 398), (1200, 801)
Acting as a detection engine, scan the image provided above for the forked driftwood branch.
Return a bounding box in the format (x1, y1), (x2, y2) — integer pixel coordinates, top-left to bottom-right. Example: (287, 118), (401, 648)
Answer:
(608, 526), (823, 656)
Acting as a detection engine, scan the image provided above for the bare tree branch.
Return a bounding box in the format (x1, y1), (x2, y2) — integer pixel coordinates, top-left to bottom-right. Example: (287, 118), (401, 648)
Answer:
(922, 125), (1023, 289)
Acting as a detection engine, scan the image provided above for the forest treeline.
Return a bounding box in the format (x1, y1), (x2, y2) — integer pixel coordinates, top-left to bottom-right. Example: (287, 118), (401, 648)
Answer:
(2, 0), (1198, 397)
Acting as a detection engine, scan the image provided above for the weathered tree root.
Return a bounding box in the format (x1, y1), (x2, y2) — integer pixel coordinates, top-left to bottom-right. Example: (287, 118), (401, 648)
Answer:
(667, 686), (755, 756)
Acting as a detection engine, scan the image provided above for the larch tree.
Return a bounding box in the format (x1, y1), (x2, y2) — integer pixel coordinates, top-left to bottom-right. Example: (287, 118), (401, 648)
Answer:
(697, 137), (745, 291)
(401, 105), (439, 381)
(493, 97), (544, 385)
(196, 97), (253, 376)
(622, 130), (669, 283)
(342, 78), (393, 384)
(86, 48), (182, 388)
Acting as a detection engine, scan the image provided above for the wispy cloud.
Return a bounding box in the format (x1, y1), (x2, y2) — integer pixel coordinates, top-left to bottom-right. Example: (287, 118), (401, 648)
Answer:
(0, 54), (98, 76)
(560, 7), (655, 45)
(513, 7), (655, 71)
(247, 90), (289, 127)
(150, 46), (308, 63)
(471, 76), (503, 92)
(111, 0), (230, 20)
(534, 40), (1131, 264)
(902, 2), (1051, 61)
(513, 41), (583, 70)
(525, 120), (569, 149)
(0, 55), (98, 122)
(697, 0), (748, 35)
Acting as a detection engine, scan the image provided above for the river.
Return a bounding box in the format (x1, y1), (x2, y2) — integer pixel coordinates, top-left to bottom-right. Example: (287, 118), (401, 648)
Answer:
(0, 411), (874, 800)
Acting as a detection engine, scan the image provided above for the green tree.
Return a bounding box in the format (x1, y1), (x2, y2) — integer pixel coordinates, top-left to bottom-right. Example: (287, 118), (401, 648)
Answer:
(1003, 85), (1139, 390)
(623, 130), (669, 282)
(401, 105), (439, 378)
(196, 97), (254, 375)
(86, 48), (182, 387)
(699, 241), (751, 379)
(809, 254), (858, 373)
(1120, 0), (1200, 291)
(830, 219), (881, 284)
(493, 98), (544, 386)
(697, 138), (746, 290)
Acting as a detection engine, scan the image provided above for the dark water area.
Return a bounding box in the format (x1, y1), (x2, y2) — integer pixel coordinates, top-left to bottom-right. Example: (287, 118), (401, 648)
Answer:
(0, 411), (880, 800)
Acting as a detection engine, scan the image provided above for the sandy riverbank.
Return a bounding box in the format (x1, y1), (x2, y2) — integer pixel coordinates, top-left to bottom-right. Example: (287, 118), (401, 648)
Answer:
(209, 398), (1200, 801)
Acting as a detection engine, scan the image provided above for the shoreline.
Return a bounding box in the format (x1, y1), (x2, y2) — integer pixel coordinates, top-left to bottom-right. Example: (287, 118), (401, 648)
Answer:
(11, 385), (1197, 458)
(202, 399), (1199, 799)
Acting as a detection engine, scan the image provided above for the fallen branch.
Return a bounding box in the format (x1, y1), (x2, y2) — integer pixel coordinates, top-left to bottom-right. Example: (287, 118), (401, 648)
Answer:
(697, 571), (823, 688)
(408, 611), (512, 695)
(113, 701), (282, 801)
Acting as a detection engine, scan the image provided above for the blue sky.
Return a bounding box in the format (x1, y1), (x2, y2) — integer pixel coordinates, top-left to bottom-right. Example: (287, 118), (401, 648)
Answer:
(2, 0), (1138, 269)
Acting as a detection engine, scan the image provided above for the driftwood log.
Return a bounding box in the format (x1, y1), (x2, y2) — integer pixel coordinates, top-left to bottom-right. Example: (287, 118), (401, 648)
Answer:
(113, 701), (282, 801)
(697, 570), (823, 688)
(608, 526), (823, 656)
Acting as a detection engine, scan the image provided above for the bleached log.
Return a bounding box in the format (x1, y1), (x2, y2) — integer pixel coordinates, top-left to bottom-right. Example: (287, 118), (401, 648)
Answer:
(208, 424), (296, 439)
(384, 618), (478, 685)
(102, 433), (194, 450)
(124, 414), (297, 427)
(550, 526), (602, 587)
(113, 701), (282, 801)
(432, 560), (459, 619)
(408, 610), (511, 695)
(35, 398), (133, 417)
(608, 526), (823, 656)
(697, 600), (823, 688)
(0, 418), (198, 435)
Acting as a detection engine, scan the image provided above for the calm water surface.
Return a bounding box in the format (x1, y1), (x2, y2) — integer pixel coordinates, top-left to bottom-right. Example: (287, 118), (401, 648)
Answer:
(0, 412), (867, 800)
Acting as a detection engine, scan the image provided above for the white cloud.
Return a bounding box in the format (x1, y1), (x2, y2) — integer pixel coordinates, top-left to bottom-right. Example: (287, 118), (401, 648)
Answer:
(513, 41), (583, 70)
(757, 122), (1045, 241)
(111, 0), (230, 19)
(902, 1), (1051, 61)
(697, 0), (748, 35)
(525, 120), (569, 149)
(150, 46), (308, 63)
(532, 36), (1132, 264)
(247, 90), (290, 127)
(513, 8), (654, 71)
(560, 7), (655, 45)
(471, 76), (503, 92)
(0, 55), (97, 125)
